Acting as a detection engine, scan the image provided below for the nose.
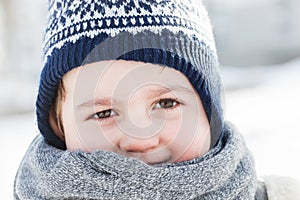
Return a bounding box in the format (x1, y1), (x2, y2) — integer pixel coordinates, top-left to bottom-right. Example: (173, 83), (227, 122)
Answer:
(117, 98), (163, 153)
(119, 135), (160, 153)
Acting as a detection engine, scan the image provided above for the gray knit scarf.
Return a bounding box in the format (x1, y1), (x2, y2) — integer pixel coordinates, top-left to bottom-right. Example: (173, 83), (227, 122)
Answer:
(14, 122), (257, 199)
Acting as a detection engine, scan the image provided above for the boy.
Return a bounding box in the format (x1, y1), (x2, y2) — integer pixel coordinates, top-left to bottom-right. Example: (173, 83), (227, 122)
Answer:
(14, 0), (300, 199)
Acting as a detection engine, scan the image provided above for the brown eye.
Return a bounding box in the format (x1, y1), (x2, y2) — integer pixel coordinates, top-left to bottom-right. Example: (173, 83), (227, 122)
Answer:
(95, 110), (116, 119)
(154, 99), (178, 109)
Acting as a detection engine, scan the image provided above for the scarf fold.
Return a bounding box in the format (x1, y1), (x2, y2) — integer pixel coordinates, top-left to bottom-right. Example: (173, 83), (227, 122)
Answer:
(14, 122), (257, 199)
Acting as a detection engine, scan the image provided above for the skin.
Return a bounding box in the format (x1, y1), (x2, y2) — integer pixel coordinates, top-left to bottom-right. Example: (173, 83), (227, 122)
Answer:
(51, 60), (211, 165)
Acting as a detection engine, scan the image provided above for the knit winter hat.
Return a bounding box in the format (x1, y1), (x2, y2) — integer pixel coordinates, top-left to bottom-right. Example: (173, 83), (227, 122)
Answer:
(37, 0), (224, 150)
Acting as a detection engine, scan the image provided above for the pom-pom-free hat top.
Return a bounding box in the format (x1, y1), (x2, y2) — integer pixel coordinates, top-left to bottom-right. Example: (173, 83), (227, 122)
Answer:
(37, 0), (224, 149)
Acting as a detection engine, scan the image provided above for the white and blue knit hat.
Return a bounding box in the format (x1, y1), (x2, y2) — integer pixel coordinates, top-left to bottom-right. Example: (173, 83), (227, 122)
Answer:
(36, 0), (224, 149)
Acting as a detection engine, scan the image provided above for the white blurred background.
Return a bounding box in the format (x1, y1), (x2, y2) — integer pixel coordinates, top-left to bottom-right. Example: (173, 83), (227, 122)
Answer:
(0, 0), (300, 198)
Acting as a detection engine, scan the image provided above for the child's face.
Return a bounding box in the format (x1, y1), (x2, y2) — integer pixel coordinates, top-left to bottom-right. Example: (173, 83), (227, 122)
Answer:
(59, 60), (210, 164)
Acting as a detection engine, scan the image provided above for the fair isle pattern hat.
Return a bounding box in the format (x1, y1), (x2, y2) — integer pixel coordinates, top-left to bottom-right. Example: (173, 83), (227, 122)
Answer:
(37, 0), (224, 149)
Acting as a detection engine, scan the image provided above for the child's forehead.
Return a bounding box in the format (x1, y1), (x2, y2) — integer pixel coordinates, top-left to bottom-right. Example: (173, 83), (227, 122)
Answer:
(64, 60), (192, 87)
(63, 60), (198, 104)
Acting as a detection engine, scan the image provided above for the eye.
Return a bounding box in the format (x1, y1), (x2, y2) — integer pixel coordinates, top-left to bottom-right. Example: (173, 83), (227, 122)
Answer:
(93, 109), (117, 119)
(154, 98), (180, 109)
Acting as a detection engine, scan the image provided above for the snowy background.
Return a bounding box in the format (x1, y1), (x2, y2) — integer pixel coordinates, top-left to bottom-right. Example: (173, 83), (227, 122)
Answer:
(1, 0), (300, 199)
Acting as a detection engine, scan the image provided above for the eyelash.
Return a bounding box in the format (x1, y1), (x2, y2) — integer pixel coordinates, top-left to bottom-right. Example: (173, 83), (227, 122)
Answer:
(152, 98), (181, 110)
(91, 109), (117, 121)
(89, 98), (182, 121)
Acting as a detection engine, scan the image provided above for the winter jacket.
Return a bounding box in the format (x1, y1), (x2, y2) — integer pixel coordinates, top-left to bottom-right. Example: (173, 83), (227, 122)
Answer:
(256, 176), (300, 200)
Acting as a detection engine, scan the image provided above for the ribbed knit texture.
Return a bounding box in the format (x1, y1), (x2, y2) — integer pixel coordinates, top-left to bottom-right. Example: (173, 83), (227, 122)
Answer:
(14, 122), (257, 199)
(37, 0), (224, 149)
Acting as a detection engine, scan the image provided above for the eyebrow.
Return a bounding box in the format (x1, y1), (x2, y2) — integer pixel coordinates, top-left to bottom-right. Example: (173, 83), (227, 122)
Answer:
(77, 97), (118, 110)
(148, 85), (194, 98)
(77, 85), (194, 110)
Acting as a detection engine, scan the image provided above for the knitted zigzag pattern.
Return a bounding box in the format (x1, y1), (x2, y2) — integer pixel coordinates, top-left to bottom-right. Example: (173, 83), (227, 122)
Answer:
(44, 0), (216, 59)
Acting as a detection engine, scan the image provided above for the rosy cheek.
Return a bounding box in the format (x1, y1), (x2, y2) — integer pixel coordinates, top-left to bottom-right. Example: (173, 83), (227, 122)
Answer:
(64, 115), (120, 152)
(163, 121), (181, 138)
(159, 110), (210, 162)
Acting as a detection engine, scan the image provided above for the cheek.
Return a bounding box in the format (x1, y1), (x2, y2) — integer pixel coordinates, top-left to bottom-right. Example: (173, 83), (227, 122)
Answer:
(65, 120), (122, 152)
(62, 99), (120, 151)
(79, 123), (121, 152)
(160, 109), (211, 162)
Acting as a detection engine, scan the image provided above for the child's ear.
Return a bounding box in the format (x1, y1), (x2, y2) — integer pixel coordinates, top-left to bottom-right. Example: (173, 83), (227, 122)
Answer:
(49, 109), (65, 141)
